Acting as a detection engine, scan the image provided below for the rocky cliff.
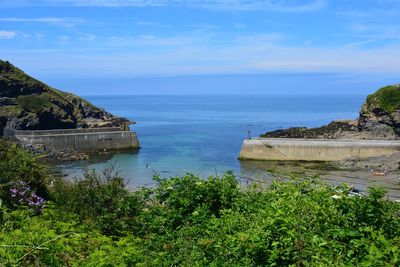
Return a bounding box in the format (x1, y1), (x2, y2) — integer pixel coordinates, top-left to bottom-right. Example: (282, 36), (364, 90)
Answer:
(0, 60), (129, 137)
(262, 84), (400, 140)
(358, 85), (400, 139)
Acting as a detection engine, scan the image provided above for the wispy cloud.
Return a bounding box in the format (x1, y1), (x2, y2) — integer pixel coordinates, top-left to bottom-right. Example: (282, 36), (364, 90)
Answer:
(134, 20), (173, 29)
(58, 35), (70, 41)
(333, 23), (400, 48)
(1, 0), (398, 78)
(79, 34), (96, 41)
(349, 24), (400, 40)
(333, 3), (400, 47)
(193, 24), (221, 30)
(1, 0), (327, 12)
(0, 30), (16, 39)
(0, 17), (88, 27)
(3, 31), (399, 77)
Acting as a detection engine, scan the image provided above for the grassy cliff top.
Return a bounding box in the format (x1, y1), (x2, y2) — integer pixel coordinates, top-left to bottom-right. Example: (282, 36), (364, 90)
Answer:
(0, 59), (96, 108)
(0, 59), (128, 132)
(365, 84), (400, 113)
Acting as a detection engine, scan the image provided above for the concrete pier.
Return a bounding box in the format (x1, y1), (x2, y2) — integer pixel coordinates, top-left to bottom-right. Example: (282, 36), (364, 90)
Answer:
(14, 127), (139, 152)
(239, 138), (400, 161)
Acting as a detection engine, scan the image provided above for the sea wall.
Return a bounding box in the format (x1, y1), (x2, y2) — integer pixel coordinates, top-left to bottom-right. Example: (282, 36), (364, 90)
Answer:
(239, 138), (400, 161)
(14, 128), (139, 152)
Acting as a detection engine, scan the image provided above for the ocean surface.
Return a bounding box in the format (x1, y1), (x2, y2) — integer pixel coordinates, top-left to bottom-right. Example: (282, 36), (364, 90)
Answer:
(53, 95), (365, 189)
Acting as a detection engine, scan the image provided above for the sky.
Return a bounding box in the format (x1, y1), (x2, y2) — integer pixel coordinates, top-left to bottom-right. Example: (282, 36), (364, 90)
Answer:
(0, 0), (399, 95)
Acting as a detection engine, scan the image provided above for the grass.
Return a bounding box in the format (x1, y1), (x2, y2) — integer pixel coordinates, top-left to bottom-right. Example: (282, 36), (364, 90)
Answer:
(16, 95), (48, 112)
(365, 85), (400, 114)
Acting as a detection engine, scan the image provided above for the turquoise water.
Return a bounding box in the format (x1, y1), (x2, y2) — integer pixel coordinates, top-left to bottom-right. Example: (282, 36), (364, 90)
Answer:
(55, 95), (365, 189)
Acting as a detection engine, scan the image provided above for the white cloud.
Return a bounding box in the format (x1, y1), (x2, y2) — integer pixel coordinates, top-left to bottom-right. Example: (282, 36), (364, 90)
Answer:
(0, 0), (327, 12)
(79, 34), (96, 41)
(0, 30), (16, 39)
(0, 17), (88, 27)
(58, 35), (71, 42)
(2, 32), (400, 76)
(193, 24), (221, 30)
(134, 21), (173, 28)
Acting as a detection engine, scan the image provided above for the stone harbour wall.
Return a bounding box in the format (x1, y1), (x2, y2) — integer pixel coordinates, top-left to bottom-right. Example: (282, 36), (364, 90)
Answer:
(14, 128), (139, 152)
(239, 138), (400, 161)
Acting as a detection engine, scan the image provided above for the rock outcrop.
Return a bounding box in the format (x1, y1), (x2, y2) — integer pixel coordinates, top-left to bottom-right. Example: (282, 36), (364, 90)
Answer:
(262, 84), (400, 140)
(358, 85), (400, 139)
(0, 60), (129, 137)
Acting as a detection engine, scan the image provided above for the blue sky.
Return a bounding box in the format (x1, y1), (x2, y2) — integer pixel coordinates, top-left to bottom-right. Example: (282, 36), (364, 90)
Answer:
(0, 0), (399, 95)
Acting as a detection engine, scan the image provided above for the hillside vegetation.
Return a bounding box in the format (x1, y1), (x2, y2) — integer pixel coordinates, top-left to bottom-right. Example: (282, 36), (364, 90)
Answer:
(1, 141), (399, 266)
(0, 60), (128, 136)
(365, 85), (400, 114)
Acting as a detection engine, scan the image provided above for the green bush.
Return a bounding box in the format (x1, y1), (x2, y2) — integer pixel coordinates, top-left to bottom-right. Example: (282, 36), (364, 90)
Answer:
(0, 140), (48, 208)
(0, 203), (123, 266)
(138, 172), (240, 232)
(1, 174), (400, 266)
(1, 143), (400, 266)
(51, 166), (142, 236)
(128, 177), (400, 266)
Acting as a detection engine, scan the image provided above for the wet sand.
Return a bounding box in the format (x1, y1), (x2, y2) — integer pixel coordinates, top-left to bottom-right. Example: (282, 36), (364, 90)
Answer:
(239, 160), (400, 200)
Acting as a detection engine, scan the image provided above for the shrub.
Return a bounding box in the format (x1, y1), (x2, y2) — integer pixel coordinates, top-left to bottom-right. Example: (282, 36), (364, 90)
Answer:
(0, 203), (123, 266)
(130, 177), (400, 266)
(0, 140), (48, 208)
(51, 166), (142, 236)
(1, 141), (400, 266)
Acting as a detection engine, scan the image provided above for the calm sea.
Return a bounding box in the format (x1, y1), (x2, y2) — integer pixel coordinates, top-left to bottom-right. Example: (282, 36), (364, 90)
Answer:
(53, 95), (365, 189)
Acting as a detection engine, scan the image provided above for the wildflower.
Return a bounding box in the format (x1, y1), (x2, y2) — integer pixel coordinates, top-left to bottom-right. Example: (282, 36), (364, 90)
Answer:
(10, 188), (17, 197)
(9, 181), (46, 214)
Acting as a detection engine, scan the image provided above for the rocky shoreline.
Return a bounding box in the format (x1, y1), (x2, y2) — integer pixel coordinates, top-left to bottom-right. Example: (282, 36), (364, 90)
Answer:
(335, 152), (400, 172)
(20, 143), (90, 162)
(262, 85), (400, 141)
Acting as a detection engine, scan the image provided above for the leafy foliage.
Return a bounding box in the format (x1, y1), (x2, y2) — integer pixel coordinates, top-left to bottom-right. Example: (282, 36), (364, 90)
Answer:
(1, 143), (400, 266)
(51, 166), (142, 236)
(0, 140), (48, 207)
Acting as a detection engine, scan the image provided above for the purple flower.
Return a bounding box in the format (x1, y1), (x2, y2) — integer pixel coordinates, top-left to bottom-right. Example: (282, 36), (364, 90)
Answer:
(10, 188), (17, 197)
(9, 181), (46, 214)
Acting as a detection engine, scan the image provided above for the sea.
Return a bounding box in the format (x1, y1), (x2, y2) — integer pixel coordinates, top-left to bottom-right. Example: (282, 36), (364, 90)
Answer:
(52, 95), (366, 189)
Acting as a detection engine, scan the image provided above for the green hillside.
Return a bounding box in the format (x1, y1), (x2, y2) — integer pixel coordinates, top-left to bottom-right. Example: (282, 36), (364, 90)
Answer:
(0, 60), (127, 136)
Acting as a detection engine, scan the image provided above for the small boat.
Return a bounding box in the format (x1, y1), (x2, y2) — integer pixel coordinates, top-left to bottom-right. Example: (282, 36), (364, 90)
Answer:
(372, 171), (387, 176)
